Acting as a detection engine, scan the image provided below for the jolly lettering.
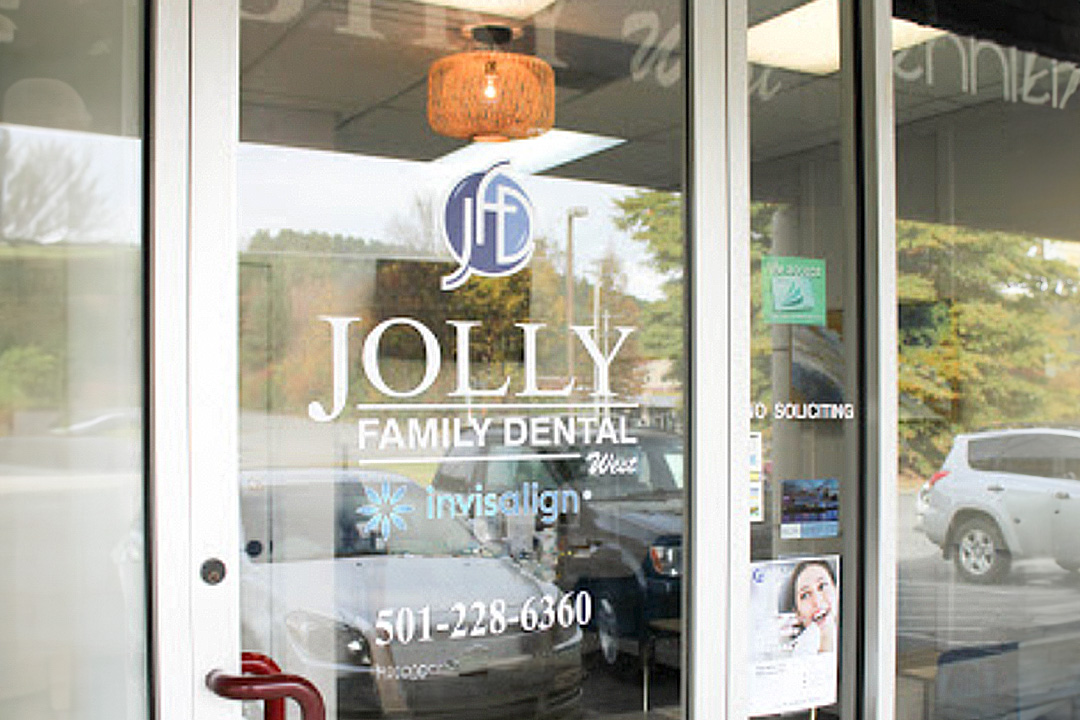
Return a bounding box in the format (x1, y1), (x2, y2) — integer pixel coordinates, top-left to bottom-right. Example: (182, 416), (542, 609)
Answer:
(308, 315), (634, 422)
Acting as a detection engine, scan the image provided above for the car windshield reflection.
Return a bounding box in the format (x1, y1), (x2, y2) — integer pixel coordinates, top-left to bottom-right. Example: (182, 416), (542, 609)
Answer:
(566, 442), (684, 500)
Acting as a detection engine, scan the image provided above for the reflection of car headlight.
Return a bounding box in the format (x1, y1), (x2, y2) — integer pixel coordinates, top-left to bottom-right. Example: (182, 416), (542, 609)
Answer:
(285, 611), (371, 667)
(649, 545), (682, 577)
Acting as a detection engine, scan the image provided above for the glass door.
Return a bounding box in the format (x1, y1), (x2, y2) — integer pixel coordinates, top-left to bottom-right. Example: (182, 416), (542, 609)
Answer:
(192, 2), (692, 719)
(743, 1), (880, 717)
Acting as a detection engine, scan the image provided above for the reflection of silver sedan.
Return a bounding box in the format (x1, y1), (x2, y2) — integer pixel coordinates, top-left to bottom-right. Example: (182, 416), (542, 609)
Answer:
(917, 429), (1080, 583)
(240, 470), (583, 719)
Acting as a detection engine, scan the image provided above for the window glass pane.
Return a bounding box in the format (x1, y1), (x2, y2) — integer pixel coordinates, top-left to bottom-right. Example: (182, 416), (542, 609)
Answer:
(748, 1), (854, 717)
(237, 3), (686, 718)
(0, 2), (145, 718)
(894, 3), (1080, 719)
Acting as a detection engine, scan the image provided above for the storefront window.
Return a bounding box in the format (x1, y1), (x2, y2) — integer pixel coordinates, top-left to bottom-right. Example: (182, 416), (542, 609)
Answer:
(0, 1), (146, 718)
(236, 2), (685, 718)
(893, 3), (1080, 719)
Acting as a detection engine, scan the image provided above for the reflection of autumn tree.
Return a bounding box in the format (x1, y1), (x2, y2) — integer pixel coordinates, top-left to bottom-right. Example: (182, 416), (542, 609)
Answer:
(526, 237), (645, 397)
(239, 230), (399, 411)
(241, 229), (556, 411)
(370, 257), (532, 399)
(0, 244), (140, 432)
(898, 222), (1080, 477)
(239, 229), (648, 412)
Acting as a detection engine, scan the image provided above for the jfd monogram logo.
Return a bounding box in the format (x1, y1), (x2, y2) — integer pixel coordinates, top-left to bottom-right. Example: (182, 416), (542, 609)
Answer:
(441, 162), (534, 291)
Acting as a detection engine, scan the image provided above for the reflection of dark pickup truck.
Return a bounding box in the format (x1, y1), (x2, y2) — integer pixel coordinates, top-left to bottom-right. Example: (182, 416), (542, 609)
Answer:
(432, 427), (685, 672)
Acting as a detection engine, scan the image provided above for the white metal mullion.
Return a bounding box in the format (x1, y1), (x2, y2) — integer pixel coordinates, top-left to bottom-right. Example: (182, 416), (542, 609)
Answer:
(726, 0), (751, 717)
(860, 0), (899, 717)
(149, 0), (194, 718)
(189, 0), (241, 718)
(688, 0), (744, 718)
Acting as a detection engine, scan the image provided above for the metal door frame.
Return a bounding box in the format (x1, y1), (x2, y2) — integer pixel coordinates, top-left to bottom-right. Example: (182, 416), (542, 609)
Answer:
(144, 0), (898, 719)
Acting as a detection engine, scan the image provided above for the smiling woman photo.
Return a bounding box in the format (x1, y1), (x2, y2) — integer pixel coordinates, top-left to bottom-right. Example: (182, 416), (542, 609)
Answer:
(787, 558), (838, 655)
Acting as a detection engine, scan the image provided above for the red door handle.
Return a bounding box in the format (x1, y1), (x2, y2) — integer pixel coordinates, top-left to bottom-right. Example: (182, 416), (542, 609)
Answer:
(207, 655), (325, 720)
(242, 652), (282, 676)
(238, 652), (287, 720)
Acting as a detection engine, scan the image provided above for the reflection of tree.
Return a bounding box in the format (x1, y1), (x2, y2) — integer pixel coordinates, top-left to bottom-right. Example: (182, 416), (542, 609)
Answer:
(613, 190), (685, 384)
(384, 193), (442, 254)
(239, 229), (399, 411)
(0, 345), (61, 430)
(614, 191), (1080, 481)
(590, 246), (646, 399)
(750, 203), (780, 408)
(0, 130), (112, 244)
(238, 228), (648, 412)
(898, 222), (1080, 477)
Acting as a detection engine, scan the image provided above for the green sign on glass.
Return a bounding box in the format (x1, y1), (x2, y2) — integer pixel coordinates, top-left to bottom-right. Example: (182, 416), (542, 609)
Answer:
(762, 256), (826, 326)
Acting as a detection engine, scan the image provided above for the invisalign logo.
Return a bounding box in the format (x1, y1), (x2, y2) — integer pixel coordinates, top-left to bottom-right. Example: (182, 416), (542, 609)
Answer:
(427, 483), (586, 525)
(359, 481), (415, 539)
(359, 481), (587, 538)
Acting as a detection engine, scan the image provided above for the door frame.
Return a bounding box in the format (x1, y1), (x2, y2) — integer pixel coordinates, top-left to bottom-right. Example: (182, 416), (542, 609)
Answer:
(149, 1), (241, 719)
(143, 1), (900, 719)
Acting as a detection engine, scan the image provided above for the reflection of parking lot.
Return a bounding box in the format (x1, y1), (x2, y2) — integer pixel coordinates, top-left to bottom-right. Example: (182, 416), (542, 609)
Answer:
(898, 490), (1080, 720)
(579, 656), (679, 719)
(898, 490), (1080, 646)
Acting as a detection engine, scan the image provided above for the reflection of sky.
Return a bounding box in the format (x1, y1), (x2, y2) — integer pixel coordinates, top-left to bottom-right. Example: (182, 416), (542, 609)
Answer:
(0, 127), (672, 300)
(238, 142), (668, 301)
(0, 123), (142, 245)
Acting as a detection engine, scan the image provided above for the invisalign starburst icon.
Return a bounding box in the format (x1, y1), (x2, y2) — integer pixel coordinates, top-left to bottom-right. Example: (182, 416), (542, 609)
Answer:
(359, 481), (414, 539)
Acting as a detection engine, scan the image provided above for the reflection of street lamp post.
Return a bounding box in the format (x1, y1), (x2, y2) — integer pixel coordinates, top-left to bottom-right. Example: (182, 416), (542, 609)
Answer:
(0, 128), (8, 242)
(591, 265), (602, 410)
(565, 206), (588, 380)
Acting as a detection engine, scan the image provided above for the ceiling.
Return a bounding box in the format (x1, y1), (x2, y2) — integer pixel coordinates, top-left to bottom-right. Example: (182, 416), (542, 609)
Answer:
(240, 0), (687, 190)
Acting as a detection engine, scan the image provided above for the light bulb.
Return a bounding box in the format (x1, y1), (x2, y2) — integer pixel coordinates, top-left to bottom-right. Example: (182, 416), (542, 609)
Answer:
(483, 60), (498, 100)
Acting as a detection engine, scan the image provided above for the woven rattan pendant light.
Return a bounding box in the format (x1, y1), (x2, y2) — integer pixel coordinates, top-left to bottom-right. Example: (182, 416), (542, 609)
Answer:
(428, 25), (555, 142)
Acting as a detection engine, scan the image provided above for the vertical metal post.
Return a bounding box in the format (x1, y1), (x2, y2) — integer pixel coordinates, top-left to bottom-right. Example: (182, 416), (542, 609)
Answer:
(840, 0), (899, 718)
(688, 0), (748, 719)
(565, 206), (587, 380)
(188, 0), (241, 718)
(858, 0), (899, 716)
(148, 1), (194, 719)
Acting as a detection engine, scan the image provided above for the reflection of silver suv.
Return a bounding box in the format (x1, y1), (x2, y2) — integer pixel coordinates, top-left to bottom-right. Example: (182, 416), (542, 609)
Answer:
(917, 429), (1080, 582)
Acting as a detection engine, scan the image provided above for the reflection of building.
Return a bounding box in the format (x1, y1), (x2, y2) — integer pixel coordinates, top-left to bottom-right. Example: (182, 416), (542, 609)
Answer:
(630, 358), (681, 430)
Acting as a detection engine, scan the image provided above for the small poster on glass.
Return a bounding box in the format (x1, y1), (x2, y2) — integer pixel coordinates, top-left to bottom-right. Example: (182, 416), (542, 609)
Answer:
(780, 478), (839, 539)
(749, 555), (840, 716)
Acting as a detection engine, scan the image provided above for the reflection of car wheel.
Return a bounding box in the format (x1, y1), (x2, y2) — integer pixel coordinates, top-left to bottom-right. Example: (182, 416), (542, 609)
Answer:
(596, 594), (625, 667)
(953, 516), (1010, 583)
(1057, 560), (1080, 573)
(592, 592), (646, 680)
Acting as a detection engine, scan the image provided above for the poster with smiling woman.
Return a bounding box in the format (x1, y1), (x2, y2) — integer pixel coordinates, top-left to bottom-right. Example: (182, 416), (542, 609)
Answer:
(749, 555), (840, 716)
